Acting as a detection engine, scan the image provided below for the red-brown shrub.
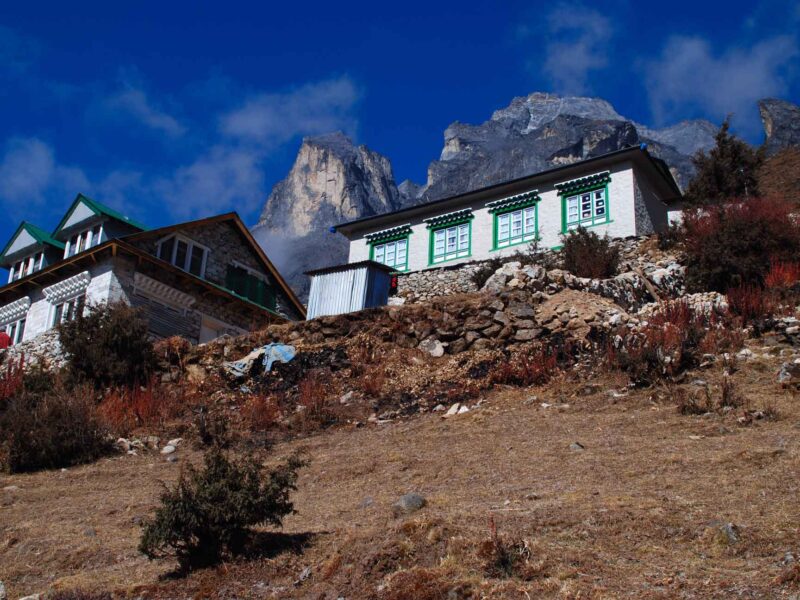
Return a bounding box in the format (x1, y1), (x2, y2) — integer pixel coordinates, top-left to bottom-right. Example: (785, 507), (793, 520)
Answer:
(297, 369), (334, 430)
(0, 355), (24, 405)
(726, 285), (773, 324)
(682, 196), (800, 292)
(97, 378), (182, 435)
(244, 394), (282, 431)
(765, 259), (800, 290)
(491, 345), (557, 387)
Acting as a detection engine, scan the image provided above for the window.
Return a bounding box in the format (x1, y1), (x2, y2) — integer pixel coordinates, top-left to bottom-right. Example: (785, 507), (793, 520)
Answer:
(225, 264), (276, 310)
(372, 237), (409, 270)
(495, 205), (537, 249)
(4, 318), (26, 345)
(431, 222), (470, 264)
(157, 235), (209, 278)
(52, 295), (85, 326)
(9, 252), (43, 282)
(564, 187), (608, 229)
(65, 225), (103, 258)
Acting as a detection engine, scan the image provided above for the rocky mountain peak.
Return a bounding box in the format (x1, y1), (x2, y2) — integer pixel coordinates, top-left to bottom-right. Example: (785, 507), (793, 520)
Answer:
(490, 91), (625, 132)
(759, 98), (800, 155)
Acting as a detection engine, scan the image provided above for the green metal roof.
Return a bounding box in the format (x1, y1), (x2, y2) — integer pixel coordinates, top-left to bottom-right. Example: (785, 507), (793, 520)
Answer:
(52, 193), (149, 235)
(0, 221), (65, 263)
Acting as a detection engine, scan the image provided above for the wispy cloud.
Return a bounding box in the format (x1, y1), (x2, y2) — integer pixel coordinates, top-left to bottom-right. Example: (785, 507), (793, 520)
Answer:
(220, 76), (360, 146)
(644, 34), (798, 134)
(0, 138), (89, 218)
(524, 3), (614, 95)
(105, 78), (185, 137)
(0, 25), (40, 75)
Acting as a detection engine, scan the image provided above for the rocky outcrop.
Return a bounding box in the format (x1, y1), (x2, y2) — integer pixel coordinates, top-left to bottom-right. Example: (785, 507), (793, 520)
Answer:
(759, 98), (800, 155)
(252, 132), (410, 298)
(406, 92), (716, 202)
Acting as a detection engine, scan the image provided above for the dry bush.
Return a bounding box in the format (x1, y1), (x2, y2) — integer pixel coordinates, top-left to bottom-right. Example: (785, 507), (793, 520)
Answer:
(477, 516), (544, 581)
(674, 378), (746, 416)
(765, 259), (800, 290)
(607, 300), (743, 386)
(726, 285), (773, 325)
(0, 384), (112, 473)
(297, 369), (334, 430)
(681, 196), (800, 292)
(358, 365), (387, 397)
(560, 227), (620, 279)
(0, 354), (24, 405)
(193, 409), (233, 448)
(97, 378), (183, 435)
(154, 335), (192, 369)
(491, 345), (557, 387)
(244, 394), (282, 432)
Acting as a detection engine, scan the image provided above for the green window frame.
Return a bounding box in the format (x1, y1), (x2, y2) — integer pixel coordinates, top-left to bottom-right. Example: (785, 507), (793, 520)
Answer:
(557, 172), (612, 232)
(492, 203), (538, 250)
(225, 265), (277, 311)
(369, 234), (410, 271)
(428, 219), (472, 265)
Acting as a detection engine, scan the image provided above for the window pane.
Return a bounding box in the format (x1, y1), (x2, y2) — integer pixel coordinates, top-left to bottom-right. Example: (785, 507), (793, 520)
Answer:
(175, 240), (188, 269)
(385, 242), (396, 265)
(189, 247), (204, 276)
(458, 224), (469, 250)
(374, 244), (384, 262)
(434, 230), (445, 256)
(511, 210), (522, 236)
(54, 304), (64, 325)
(498, 214), (510, 240)
(159, 237), (175, 261)
(16, 319), (25, 343)
(524, 207), (535, 233)
(446, 227), (457, 252)
(396, 239), (407, 265)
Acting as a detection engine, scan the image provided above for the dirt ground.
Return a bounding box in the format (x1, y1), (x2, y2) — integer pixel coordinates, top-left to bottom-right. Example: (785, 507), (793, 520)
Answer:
(2, 350), (799, 599)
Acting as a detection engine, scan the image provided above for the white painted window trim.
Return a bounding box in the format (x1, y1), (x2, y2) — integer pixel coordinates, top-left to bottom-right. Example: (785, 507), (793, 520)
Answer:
(50, 294), (86, 328)
(156, 234), (210, 279)
(4, 316), (26, 345)
(64, 224), (104, 259)
(133, 271), (196, 316)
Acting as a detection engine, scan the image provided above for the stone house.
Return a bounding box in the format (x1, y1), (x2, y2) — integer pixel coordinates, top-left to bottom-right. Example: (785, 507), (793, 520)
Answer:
(0, 194), (305, 349)
(334, 145), (681, 273)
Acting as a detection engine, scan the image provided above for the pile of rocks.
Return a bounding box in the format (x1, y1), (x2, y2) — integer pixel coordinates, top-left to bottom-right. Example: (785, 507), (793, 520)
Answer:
(774, 316), (800, 345)
(637, 292), (729, 320)
(0, 329), (65, 369)
(395, 262), (483, 302)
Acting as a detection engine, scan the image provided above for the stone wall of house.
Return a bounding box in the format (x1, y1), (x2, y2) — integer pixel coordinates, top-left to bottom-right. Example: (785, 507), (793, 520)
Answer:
(128, 220), (302, 321)
(1, 328), (64, 368)
(393, 237), (686, 311)
(395, 262), (483, 303)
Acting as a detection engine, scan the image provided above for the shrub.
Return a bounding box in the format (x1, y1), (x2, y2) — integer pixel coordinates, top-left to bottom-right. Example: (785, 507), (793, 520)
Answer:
(296, 369), (334, 430)
(193, 408), (233, 448)
(139, 448), (305, 571)
(607, 300), (742, 386)
(726, 285), (773, 325)
(477, 516), (545, 580)
(244, 394), (282, 432)
(0, 354), (24, 405)
(59, 302), (157, 389)
(490, 345), (558, 387)
(657, 221), (682, 250)
(560, 227), (619, 279)
(683, 118), (763, 206)
(0, 384), (112, 473)
(681, 196), (800, 293)
(49, 591), (112, 600)
(97, 378), (181, 435)
(765, 259), (800, 291)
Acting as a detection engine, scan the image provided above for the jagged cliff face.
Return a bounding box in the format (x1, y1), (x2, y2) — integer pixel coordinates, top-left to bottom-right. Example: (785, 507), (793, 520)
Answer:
(409, 92), (716, 202)
(759, 98), (800, 155)
(252, 132), (407, 297)
(253, 93), (799, 301)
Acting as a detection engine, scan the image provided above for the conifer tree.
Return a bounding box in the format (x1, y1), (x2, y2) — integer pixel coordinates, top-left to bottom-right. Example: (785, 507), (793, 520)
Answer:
(684, 118), (763, 206)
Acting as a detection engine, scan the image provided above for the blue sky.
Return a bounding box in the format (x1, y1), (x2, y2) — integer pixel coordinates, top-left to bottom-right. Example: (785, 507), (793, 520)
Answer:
(0, 0), (798, 248)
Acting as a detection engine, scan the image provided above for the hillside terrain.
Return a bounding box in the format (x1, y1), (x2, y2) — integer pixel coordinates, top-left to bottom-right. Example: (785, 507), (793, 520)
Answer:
(3, 233), (800, 599)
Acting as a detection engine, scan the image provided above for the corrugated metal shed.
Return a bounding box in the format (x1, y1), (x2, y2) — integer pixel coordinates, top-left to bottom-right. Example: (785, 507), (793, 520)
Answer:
(305, 260), (394, 320)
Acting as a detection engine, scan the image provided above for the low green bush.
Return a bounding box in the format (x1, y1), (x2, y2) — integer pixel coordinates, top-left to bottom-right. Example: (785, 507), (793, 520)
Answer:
(139, 448), (306, 571)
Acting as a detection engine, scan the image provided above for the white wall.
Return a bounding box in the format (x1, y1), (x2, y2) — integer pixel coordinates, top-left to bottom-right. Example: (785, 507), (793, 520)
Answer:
(348, 161), (646, 272)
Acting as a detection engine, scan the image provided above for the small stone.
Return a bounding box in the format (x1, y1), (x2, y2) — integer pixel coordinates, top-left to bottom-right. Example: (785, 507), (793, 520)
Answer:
(340, 391), (355, 405)
(294, 566), (312, 586)
(359, 496), (375, 508)
(392, 492), (427, 517)
(0, 580), (5, 600)
(166, 455), (178, 463)
(3, 486), (20, 492)
(167, 438), (183, 447)
(432, 404), (445, 412)
(419, 337), (445, 358)
(569, 442), (586, 452)
(457, 405), (470, 414)
(444, 403), (460, 417)
(160, 445), (176, 455)
(84, 527), (96, 537)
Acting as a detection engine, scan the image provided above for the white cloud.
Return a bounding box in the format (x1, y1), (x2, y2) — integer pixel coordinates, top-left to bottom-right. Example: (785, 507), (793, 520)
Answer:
(538, 3), (614, 94)
(105, 81), (185, 137)
(0, 138), (89, 217)
(153, 145), (265, 219)
(644, 35), (798, 134)
(220, 76), (360, 146)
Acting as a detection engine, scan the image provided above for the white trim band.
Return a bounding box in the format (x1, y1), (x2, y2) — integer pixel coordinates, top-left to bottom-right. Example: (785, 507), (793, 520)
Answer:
(42, 271), (91, 304)
(0, 296), (31, 325)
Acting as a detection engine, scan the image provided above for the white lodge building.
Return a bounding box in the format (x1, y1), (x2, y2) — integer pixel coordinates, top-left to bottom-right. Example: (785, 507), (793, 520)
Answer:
(334, 146), (682, 272)
(0, 194), (305, 348)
